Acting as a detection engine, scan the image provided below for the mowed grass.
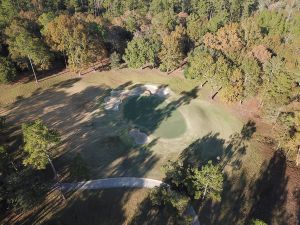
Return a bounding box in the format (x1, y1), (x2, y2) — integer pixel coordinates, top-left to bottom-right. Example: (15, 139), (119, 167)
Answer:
(43, 188), (173, 225)
(0, 72), (75, 107)
(1, 68), (269, 225)
(123, 95), (187, 138)
(0, 68), (200, 109)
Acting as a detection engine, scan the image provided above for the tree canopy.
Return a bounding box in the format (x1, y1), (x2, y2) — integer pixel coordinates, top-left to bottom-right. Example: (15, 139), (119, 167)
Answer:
(22, 120), (60, 170)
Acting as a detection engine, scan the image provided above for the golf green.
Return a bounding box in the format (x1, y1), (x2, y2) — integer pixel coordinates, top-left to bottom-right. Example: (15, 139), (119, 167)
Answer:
(123, 96), (187, 139)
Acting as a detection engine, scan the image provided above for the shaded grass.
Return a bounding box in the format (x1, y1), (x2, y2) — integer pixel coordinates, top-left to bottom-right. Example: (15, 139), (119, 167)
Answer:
(123, 95), (187, 138)
(43, 188), (173, 225)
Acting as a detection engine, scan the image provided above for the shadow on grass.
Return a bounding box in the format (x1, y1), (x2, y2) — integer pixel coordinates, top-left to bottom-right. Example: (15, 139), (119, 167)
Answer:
(42, 189), (132, 225)
(122, 85), (200, 135)
(41, 188), (174, 225)
(3, 80), (167, 224)
(246, 150), (290, 225)
(128, 195), (175, 225)
(178, 126), (292, 225)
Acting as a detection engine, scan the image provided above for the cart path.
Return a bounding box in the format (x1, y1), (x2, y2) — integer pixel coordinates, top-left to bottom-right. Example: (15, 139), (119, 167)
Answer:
(59, 177), (200, 225)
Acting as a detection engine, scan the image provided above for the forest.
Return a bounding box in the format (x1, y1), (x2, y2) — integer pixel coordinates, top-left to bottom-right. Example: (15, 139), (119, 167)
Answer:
(0, 0), (299, 224)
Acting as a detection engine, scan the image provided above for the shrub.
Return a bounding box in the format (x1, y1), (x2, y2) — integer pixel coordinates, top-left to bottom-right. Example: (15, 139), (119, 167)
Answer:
(150, 186), (191, 224)
(70, 153), (90, 181)
(110, 52), (121, 69)
(249, 219), (268, 225)
(0, 57), (16, 84)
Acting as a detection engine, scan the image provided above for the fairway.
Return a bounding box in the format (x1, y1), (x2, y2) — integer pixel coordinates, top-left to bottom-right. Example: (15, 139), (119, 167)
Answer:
(2, 71), (246, 180)
(123, 95), (187, 139)
(1, 1), (298, 224)
(1, 69), (268, 225)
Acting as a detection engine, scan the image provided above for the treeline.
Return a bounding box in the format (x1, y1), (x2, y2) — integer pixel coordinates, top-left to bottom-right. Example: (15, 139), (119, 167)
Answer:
(0, 1), (299, 157)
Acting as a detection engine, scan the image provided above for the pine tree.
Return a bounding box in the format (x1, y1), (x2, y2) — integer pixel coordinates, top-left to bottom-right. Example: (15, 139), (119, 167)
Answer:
(22, 120), (60, 179)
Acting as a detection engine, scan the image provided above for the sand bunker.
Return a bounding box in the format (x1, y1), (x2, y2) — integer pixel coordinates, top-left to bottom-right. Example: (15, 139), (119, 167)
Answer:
(129, 129), (149, 145)
(104, 84), (170, 112)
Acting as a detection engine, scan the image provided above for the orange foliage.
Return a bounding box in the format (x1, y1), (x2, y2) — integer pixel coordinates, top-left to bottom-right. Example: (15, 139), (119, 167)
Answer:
(203, 23), (244, 53)
(248, 45), (272, 64)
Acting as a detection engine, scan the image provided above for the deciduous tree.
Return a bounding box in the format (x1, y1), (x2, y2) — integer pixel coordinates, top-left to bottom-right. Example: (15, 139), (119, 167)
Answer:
(124, 36), (160, 68)
(45, 14), (106, 73)
(159, 25), (186, 72)
(184, 47), (215, 81)
(5, 19), (52, 82)
(203, 23), (244, 58)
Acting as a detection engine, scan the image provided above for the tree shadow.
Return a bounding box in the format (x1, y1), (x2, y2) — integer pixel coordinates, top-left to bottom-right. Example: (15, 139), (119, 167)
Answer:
(51, 77), (81, 89)
(122, 85), (200, 135)
(241, 120), (256, 140)
(180, 132), (226, 166)
(128, 194), (175, 225)
(196, 150), (291, 225)
(179, 131), (247, 170)
(4, 80), (164, 224)
(293, 189), (300, 224)
(196, 170), (249, 225)
(36, 189), (133, 225)
(246, 150), (291, 225)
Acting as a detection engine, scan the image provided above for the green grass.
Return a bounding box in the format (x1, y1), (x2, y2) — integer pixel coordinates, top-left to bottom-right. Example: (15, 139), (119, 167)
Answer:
(123, 95), (187, 138)
(2, 68), (268, 225)
(0, 72), (75, 107)
(153, 109), (187, 139)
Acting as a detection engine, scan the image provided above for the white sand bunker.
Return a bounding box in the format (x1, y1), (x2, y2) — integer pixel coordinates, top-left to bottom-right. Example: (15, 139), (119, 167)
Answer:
(104, 96), (122, 111)
(104, 84), (170, 112)
(129, 129), (149, 145)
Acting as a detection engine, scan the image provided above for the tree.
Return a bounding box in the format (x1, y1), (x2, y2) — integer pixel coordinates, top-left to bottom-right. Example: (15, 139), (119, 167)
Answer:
(0, 0), (17, 34)
(220, 67), (244, 102)
(150, 185), (191, 224)
(249, 218), (268, 225)
(185, 161), (223, 201)
(257, 10), (287, 36)
(184, 47), (215, 81)
(164, 160), (224, 201)
(5, 19), (52, 82)
(186, 14), (209, 44)
(249, 45), (272, 64)
(159, 25), (186, 72)
(276, 111), (300, 165)
(240, 16), (262, 47)
(45, 14), (106, 73)
(124, 36), (160, 68)
(261, 57), (293, 112)
(241, 57), (262, 97)
(110, 52), (121, 69)
(212, 55), (231, 96)
(22, 120), (60, 178)
(203, 23), (244, 58)
(151, 10), (179, 35)
(0, 57), (16, 83)
(190, 0), (224, 20)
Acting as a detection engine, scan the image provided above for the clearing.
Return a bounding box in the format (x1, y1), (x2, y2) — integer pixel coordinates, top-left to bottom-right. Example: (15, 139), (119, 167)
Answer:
(1, 68), (298, 225)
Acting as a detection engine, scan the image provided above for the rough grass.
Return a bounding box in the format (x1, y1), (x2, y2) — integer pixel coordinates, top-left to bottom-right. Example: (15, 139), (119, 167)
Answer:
(42, 188), (173, 225)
